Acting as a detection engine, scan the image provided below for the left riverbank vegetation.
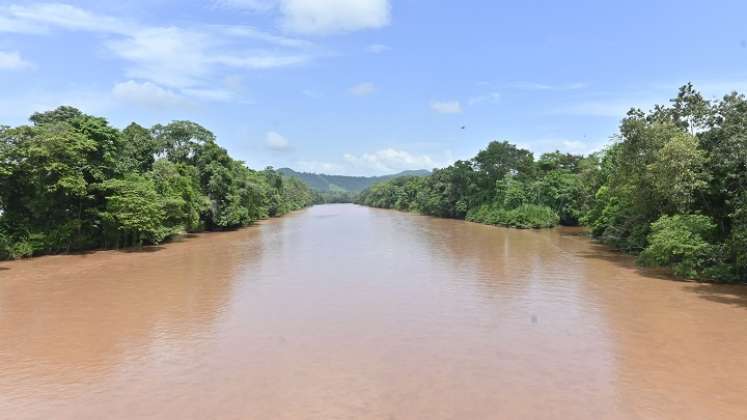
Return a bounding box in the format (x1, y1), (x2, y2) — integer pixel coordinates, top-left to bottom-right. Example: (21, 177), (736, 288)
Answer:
(358, 84), (747, 283)
(0, 107), (315, 260)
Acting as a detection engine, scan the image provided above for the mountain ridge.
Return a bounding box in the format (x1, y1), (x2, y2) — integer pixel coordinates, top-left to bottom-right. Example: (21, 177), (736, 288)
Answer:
(278, 168), (431, 193)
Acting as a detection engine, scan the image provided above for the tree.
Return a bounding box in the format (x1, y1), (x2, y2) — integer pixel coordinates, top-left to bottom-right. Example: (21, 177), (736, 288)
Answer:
(149, 159), (207, 233)
(0, 108), (315, 259)
(100, 175), (166, 247)
(152, 120), (216, 164)
(639, 214), (716, 279)
(648, 132), (708, 213)
(121, 123), (159, 173)
(472, 141), (534, 202)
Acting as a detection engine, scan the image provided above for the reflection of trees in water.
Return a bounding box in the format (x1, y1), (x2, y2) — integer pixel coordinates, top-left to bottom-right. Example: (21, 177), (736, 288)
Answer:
(0, 227), (264, 390)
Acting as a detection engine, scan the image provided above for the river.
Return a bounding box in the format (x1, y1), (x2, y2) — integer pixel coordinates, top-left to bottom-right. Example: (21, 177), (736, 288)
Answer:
(1, 204), (746, 419)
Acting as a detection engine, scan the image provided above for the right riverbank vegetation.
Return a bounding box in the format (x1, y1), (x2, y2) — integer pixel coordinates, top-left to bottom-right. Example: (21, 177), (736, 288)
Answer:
(0, 107), (316, 260)
(358, 85), (747, 282)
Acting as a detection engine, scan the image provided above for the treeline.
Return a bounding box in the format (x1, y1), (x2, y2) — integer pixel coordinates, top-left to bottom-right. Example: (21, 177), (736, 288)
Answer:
(0, 107), (315, 259)
(312, 191), (357, 204)
(358, 84), (747, 282)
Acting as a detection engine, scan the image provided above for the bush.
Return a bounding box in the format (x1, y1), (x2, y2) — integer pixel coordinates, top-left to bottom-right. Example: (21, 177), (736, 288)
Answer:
(0, 228), (34, 259)
(505, 204), (561, 229)
(467, 203), (559, 229)
(638, 214), (716, 279)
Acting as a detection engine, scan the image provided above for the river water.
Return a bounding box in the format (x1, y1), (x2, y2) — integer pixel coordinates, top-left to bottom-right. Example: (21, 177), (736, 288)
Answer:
(1, 204), (746, 419)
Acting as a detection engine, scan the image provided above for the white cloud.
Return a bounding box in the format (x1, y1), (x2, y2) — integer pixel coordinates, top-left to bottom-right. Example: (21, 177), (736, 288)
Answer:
(213, 0), (276, 12)
(349, 82), (376, 96)
(294, 148), (455, 176)
(468, 92), (500, 105)
(106, 27), (213, 88)
(0, 3), (316, 94)
(344, 148), (439, 173)
(296, 160), (343, 173)
(112, 80), (186, 107)
(213, 0), (391, 35)
(0, 50), (33, 70)
(266, 131), (290, 150)
(0, 14), (46, 34)
(2, 3), (131, 34)
(210, 52), (310, 70)
(279, 0), (391, 35)
(214, 24), (313, 48)
(430, 100), (462, 114)
(367, 43), (390, 53)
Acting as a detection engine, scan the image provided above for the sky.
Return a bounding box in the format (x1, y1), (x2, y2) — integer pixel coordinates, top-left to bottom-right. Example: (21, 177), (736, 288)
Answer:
(1, 0), (747, 175)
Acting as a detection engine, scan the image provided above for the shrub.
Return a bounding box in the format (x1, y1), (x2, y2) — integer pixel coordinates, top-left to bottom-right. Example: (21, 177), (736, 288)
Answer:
(638, 214), (716, 279)
(0, 228), (35, 259)
(467, 203), (559, 229)
(505, 204), (560, 229)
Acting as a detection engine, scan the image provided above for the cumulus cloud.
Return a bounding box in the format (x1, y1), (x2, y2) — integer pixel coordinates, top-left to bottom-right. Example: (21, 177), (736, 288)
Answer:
(295, 160), (343, 173)
(349, 82), (376, 96)
(0, 50), (33, 70)
(266, 131), (290, 150)
(343, 148), (438, 173)
(430, 100), (462, 114)
(112, 80), (186, 107)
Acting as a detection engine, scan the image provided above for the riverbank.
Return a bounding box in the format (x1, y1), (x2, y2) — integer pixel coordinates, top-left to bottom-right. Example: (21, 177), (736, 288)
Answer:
(0, 208), (310, 267)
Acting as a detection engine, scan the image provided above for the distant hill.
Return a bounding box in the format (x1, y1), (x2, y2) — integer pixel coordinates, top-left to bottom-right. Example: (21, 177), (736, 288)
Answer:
(278, 168), (431, 193)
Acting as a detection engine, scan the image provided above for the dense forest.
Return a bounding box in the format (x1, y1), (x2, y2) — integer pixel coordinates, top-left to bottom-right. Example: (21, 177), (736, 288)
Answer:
(0, 107), (315, 259)
(358, 85), (747, 282)
(278, 168), (430, 193)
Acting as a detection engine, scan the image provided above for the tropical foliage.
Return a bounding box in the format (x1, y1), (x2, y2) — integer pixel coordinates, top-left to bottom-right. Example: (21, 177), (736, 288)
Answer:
(358, 84), (747, 282)
(0, 107), (314, 259)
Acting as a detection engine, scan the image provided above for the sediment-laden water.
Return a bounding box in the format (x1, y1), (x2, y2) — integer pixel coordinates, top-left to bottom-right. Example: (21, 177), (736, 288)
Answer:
(1, 204), (746, 419)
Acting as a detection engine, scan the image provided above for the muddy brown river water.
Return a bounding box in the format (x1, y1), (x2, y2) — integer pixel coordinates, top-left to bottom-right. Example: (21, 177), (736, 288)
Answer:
(1, 204), (746, 419)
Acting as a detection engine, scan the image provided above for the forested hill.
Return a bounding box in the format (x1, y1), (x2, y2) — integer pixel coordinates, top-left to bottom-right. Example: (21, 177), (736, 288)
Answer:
(278, 168), (430, 192)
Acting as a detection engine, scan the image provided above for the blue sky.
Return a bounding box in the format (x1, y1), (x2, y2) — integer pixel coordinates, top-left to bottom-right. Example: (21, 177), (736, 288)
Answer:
(1, 0), (747, 175)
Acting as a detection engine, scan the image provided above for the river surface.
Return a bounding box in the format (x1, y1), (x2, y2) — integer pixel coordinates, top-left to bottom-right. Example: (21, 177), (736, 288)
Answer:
(1, 204), (746, 419)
